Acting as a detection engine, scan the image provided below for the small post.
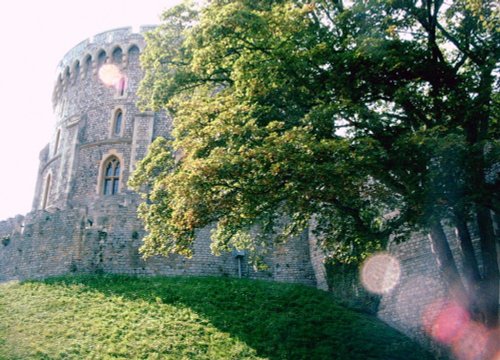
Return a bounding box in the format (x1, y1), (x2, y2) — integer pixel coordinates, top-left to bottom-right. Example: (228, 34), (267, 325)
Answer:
(232, 249), (246, 279)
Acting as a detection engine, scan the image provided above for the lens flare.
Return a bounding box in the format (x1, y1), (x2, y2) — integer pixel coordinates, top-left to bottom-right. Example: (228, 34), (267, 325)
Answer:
(423, 299), (500, 360)
(360, 253), (401, 294)
(98, 64), (126, 90)
(425, 301), (470, 344)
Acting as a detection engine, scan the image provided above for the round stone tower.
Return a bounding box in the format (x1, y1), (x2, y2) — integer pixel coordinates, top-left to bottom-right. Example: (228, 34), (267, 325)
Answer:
(32, 26), (169, 211)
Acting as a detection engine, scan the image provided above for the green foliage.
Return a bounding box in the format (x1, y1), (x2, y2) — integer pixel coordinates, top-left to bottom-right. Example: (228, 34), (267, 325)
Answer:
(132, 0), (499, 268)
(325, 262), (381, 315)
(0, 275), (433, 359)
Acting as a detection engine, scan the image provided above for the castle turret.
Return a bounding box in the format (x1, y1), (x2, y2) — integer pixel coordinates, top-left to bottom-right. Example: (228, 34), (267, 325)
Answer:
(33, 26), (169, 211)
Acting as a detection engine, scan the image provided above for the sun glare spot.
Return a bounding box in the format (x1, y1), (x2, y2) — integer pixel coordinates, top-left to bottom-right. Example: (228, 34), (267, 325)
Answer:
(423, 299), (499, 360)
(98, 64), (126, 91)
(430, 303), (470, 344)
(426, 301), (470, 344)
(360, 253), (401, 294)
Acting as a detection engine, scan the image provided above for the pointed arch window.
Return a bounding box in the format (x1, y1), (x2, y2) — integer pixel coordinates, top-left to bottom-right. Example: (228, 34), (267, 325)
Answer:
(113, 109), (123, 135)
(84, 55), (92, 77)
(112, 47), (123, 63)
(97, 50), (107, 67)
(64, 67), (70, 86)
(103, 157), (120, 195)
(127, 45), (140, 63)
(73, 61), (80, 83)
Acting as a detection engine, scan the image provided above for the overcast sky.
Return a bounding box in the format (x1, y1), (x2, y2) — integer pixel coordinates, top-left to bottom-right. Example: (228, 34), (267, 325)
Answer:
(0, 0), (183, 219)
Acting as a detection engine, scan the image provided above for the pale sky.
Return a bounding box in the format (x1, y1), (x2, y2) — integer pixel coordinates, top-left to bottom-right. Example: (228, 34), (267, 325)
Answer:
(0, 0), (182, 220)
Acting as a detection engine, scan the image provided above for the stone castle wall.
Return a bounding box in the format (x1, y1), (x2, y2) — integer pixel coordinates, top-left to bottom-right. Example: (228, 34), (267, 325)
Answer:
(0, 197), (316, 284)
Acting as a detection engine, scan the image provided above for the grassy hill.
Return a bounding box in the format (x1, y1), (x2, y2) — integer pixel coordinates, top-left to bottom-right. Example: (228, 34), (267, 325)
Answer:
(0, 275), (433, 359)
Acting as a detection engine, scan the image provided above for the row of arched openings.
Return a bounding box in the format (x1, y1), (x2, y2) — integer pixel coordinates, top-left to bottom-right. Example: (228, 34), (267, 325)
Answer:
(59, 45), (140, 85)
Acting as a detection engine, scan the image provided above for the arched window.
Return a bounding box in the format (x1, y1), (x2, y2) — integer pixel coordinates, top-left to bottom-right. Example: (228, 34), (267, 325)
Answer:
(64, 67), (70, 85)
(41, 173), (51, 210)
(97, 50), (107, 67)
(113, 109), (123, 135)
(112, 47), (123, 63)
(103, 157), (120, 195)
(127, 45), (140, 63)
(84, 55), (92, 76)
(73, 61), (80, 82)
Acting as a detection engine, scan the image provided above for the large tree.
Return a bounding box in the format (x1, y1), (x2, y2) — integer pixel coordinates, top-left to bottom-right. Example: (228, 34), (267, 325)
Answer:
(130, 0), (499, 326)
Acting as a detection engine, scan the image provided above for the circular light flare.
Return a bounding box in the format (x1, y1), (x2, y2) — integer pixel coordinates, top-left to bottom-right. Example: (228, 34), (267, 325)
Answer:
(360, 253), (401, 295)
(424, 298), (500, 359)
(423, 299), (470, 346)
(98, 64), (125, 88)
(430, 301), (470, 344)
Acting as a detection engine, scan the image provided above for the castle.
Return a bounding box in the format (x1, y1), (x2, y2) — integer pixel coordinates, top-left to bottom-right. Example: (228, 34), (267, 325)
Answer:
(0, 27), (491, 348)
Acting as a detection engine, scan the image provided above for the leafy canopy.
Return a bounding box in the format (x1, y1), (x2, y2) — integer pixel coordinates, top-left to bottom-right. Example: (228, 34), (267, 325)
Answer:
(131, 0), (499, 266)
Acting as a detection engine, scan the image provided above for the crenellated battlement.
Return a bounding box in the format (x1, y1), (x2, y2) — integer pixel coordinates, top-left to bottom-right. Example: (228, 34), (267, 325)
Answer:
(57, 26), (155, 71)
(52, 26), (155, 108)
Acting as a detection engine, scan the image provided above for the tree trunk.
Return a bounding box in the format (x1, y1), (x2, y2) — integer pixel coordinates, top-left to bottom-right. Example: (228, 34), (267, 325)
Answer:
(454, 211), (481, 284)
(453, 211), (483, 318)
(429, 221), (470, 308)
(476, 206), (499, 328)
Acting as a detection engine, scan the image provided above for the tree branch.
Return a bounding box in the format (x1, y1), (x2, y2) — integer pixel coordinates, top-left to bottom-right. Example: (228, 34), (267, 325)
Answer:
(436, 22), (484, 66)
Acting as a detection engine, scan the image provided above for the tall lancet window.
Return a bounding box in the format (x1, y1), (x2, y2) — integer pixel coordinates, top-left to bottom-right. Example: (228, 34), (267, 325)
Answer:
(113, 109), (123, 136)
(103, 157), (120, 195)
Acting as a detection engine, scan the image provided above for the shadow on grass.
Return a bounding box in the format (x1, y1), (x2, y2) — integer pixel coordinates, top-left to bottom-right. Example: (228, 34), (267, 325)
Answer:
(37, 274), (434, 360)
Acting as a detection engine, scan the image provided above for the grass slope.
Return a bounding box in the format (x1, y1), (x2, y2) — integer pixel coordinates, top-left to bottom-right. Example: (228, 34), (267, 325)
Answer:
(0, 275), (433, 359)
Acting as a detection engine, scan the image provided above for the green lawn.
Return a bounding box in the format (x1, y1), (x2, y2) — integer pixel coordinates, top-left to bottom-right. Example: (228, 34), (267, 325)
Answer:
(0, 275), (433, 359)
